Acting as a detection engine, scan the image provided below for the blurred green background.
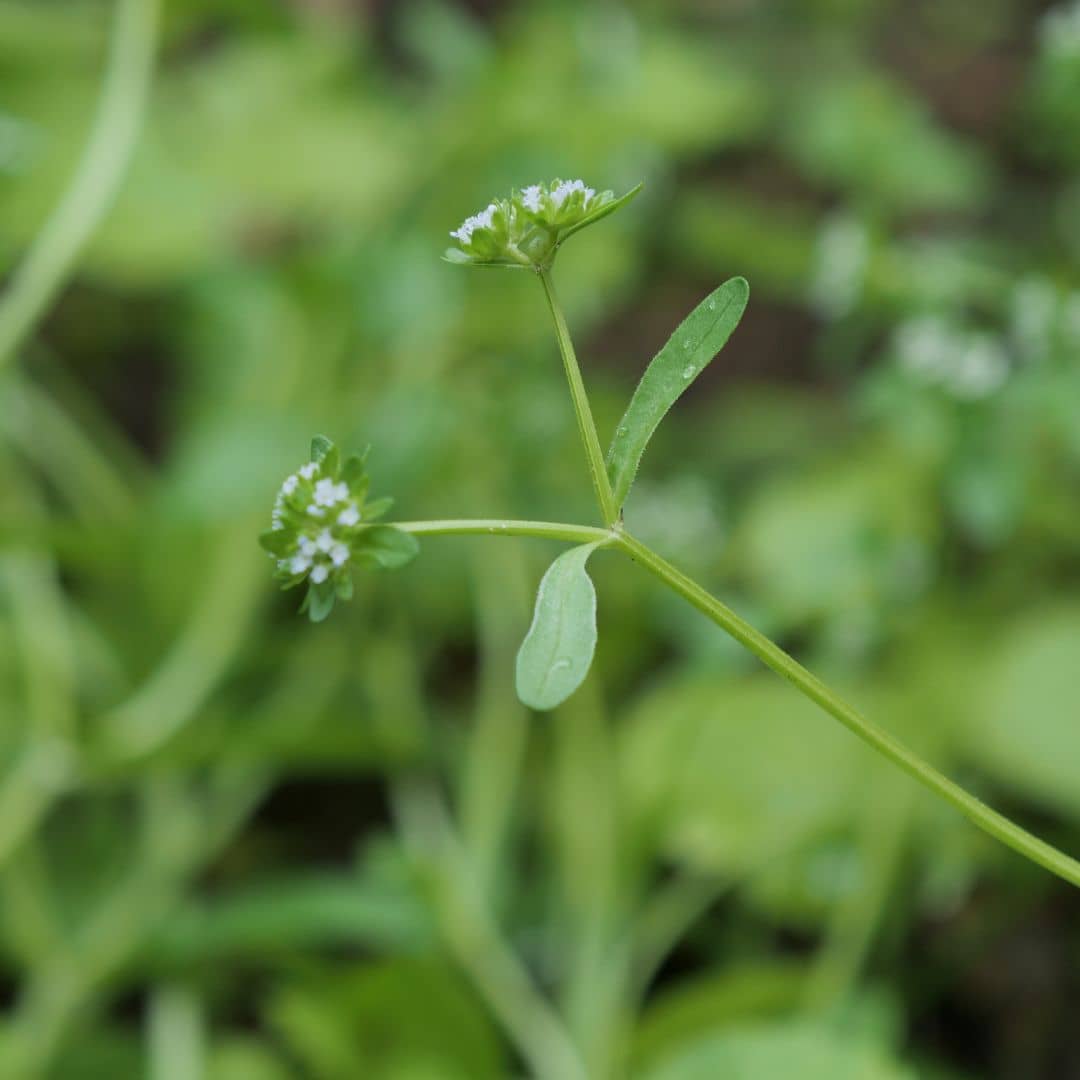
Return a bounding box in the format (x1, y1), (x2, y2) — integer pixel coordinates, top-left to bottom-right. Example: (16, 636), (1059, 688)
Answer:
(2, 0), (1080, 1076)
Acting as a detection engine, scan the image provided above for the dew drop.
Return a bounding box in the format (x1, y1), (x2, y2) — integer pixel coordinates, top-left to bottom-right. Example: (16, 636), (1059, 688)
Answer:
(681, 365), (695, 379)
(682, 339), (694, 351)
(707, 298), (717, 311)
(551, 658), (572, 673)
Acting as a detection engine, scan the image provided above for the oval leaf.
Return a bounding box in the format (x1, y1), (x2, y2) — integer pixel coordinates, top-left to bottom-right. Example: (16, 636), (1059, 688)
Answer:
(515, 543), (602, 711)
(607, 277), (749, 510)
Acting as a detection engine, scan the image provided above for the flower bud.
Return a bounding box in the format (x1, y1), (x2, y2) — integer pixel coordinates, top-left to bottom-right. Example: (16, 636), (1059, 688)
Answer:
(259, 437), (419, 622)
(445, 178), (643, 270)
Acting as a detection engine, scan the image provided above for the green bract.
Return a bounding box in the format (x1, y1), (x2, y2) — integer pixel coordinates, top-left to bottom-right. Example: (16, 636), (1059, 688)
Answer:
(259, 436), (418, 622)
(445, 178), (643, 270)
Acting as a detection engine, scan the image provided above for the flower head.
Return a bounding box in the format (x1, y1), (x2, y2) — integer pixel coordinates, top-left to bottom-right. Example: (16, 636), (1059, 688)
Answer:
(445, 177), (642, 270)
(259, 436), (419, 622)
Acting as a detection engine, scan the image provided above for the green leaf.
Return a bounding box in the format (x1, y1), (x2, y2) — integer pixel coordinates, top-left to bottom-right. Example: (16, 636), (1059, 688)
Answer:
(607, 277), (749, 510)
(515, 542), (602, 711)
(557, 180), (644, 247)
(441, 248), (527, 270)
(305, 582), (336, 623)
(362, 495), (393, 521)
(640, 1021), (915, 1080)
(341, 452), (369, 488)
(258, 529), (292, 557)
(310, 435), (335, 465)
(359, 525), (420, 569)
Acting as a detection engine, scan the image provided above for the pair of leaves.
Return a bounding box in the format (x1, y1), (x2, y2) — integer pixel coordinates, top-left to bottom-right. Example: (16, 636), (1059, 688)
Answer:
(514, 278), (749, 711)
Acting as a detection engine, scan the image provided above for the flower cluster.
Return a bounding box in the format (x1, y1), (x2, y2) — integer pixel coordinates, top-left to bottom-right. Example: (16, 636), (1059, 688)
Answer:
(445, 178), (642, 269)
(260, 437), (417, 621)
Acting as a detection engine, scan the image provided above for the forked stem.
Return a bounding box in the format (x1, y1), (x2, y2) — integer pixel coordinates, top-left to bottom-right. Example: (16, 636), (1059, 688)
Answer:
(392, 517), (1080, 890)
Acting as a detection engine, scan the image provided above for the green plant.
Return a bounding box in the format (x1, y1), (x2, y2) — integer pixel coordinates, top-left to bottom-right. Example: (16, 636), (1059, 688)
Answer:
(256, 179), (1080, 1077)
(264, 179), (1080, 890)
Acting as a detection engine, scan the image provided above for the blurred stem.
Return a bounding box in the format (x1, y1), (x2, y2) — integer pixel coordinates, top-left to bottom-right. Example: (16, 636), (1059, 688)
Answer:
(551, 681), (623, 1080)
(0, 0), (159, 371)
(391, 778), (589, 1080)
(460, 545), (530, 898)
(538, 269), (619, 527)
(615, 529), (1080, 890)
(803, 770), (911, 1011)
(147, 985), (205, 1080)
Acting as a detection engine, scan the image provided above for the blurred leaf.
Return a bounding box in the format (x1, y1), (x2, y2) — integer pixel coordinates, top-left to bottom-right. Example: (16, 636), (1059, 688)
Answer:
(964, 608), (1080, 820)
(267, 959), (503, 1079)
(150, 872), (433, 964)
(630, 963), (806, 1072)
(619, 673), (861, 874)
(639, 1020), (916, 1080)
(608, 278), (749, 509)
(515, 542), (601, 710)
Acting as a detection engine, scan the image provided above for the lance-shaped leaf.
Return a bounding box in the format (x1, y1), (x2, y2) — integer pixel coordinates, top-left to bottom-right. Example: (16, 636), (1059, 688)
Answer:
(516, 542), (603, 711)
(607, 277), (749, 510)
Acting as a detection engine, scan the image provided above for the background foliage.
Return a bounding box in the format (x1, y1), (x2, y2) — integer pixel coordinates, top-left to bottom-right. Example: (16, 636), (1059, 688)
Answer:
(2, 0), (1080, 1076)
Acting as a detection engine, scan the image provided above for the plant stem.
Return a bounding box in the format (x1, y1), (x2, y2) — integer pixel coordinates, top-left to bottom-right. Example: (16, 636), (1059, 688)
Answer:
(538, 269), (620, 527)
(615, 529), (1080, 890)
(396, 519), (612, 544)
(389, 515), (1080, 887)
(0, 0), (160, 371)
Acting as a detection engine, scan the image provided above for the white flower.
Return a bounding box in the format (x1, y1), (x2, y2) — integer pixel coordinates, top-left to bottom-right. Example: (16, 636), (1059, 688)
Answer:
(271, 508), (284, 530)
(281, 474), (299, 495)
(330, 543), (350, 566)
(338, 505), (361, 527)
(310, 564), (329, 584)
(307, 504), (325, 517)
(289, 554), (312, 574)
(315, 529), (334, 553)
(299, 463), (318, 480)
(551, 179), (594, 207)
(521, 184), (543, 212)
(298, 536), (317, 557)
(313, 478), (349, 507)
(450, 202), (498, 244)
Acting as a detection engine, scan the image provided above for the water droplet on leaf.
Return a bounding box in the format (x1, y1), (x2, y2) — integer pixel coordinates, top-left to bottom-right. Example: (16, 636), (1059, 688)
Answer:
(682, 365), (695, 378)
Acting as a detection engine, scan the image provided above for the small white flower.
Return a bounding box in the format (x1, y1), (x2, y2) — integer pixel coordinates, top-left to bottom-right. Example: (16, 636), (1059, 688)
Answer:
(310, 564), (329, 584)
(312, 477), (349, 507)
(521, 184), (543, 212)
(289, 554), (312, 575)
(271, 509), (284, 530)
(551, 179), (594, 207)
(338, 505), (361, 527)
(330, 543), (350, 566)
(316, 529), (334, 553)
(281, 475), (299, 495)
(298, 536), (317, 557)
(450, 202), (498, 244)
(307, 504), (325, 517)
(299, 463), (318, 480)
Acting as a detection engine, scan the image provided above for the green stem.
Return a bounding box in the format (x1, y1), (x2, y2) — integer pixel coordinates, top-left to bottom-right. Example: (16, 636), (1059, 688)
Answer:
(615, 529), (1080, 890)
(538, 269), (620, 527)
(396, 519), (612, 544)
(391, 516), (1080, 887)
(0, 0), (160, 371)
